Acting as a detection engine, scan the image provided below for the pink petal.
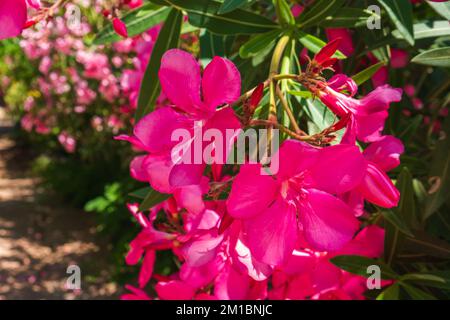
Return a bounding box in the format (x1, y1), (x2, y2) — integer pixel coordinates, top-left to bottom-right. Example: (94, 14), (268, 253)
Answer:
(363, 135), (404, 172)
(299, 189), (360, 252)
(113, 18), (128, 38)
(130, 155), (149, 182)
(214, 264), (249, 300)
(202, 56), (241, 112)
(337, 225), (385, 258)
(181, 230), (224, 267)
(233, 237), (273, 281)
(270, 140), (320, 180)
(309, 144), (367, 194)
(227, 163), (279, 219)
(0, 0), (27, 40)
(356, 162), (400, 208)
(245, 198), (298, 266)
(355, 110), (389, 142)
(155, 280), (196, 300)
(158, 49), (203, 114)
(143, 153), (175, 193)
(169, 163), (206, 187)
(138, 250), (155, 288)
(134, 106), (192, 154)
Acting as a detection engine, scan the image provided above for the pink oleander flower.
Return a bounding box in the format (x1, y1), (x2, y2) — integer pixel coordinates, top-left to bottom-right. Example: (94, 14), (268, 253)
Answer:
(0, 0), (27, 40)
(226, 140), (366, 265)
(121, 285), (151, 300)
(117, 49), (242, 193)
(58, 131), (77, 153)
(318, 74), (403, 143)
(326, 28), (354, 57)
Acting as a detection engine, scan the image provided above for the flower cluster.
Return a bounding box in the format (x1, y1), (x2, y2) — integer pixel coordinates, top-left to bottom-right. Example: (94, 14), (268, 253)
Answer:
(119, 42), (405, 300)
(4, 0), (159, 154)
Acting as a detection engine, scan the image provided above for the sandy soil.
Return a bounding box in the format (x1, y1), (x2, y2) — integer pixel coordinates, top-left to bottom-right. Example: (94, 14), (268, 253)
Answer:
(0, 108), (120, 299)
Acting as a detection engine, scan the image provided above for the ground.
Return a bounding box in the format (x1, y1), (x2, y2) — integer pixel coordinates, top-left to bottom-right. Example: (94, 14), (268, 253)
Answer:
(0, 108), (120, 299)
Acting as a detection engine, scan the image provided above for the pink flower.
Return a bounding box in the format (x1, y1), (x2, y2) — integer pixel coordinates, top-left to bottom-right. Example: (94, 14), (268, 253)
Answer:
(117, 49), (241, 192)
(390, 48), (409, 69)
(0, 0), (27, 40)
(121, 285), (151, 300)
(326, 28), (354, 57)
(26, 0), (41, 10)
(319, 74), (403, 143)
(227, 140), (365, 265)
(58, 131), (77, 153)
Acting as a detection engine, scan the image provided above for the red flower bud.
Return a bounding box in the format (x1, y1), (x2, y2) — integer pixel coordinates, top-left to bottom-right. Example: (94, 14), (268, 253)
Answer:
(314, 38), (342, 65)
(113, 18), (128, 38)
(249, 83), (264, 109)
(218, 211), (234, 235)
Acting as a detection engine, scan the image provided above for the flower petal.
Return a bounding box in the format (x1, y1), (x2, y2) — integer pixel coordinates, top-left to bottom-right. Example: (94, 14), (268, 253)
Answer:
(309, 144), (367, 194)
(227, 163), (279, 219)
(244, 198), (298, 266)
(299, 189), (360, 252)
(158, 49), (203, 113)
(0, 0), (27, 40)
(202, 56), (241, 112)
(363, 135), (404, 172)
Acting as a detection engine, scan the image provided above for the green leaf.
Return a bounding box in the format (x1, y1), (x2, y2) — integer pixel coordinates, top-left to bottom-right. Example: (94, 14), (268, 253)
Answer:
(129, 187), (152, 199)
(385, 167), (417, 264)
(378, 0), (414, 46)
(304, 99), (336, 134)
(400, 283), (437, 300)
(218, 0), (254, 14)
(401, 231), (450, 260)
(381, 210), (414, 238)
(139, 188), (171, 211)
(330, 255), (398, 280)
(376, 283), (400, 300)
(352, 61), (386, 86)
(274, 0), (295, 27)
(135, 8), (183, 121)
(424, 116), (450, 219)
(401, 273), (450, 290)
(297, 0), (345, 28)
(200, 30), (234, 65)
(155, 0), (278, 35)
(239, 29), (282, 59)
(297, 32), (346, 60)
(319, 8), (379, 28)
(94, 5), (169, 45)
(392, 21), (450, 40)
(427, 0), (450, 20)
(288, 90), (313, 99)
(412, 47), (450, 68)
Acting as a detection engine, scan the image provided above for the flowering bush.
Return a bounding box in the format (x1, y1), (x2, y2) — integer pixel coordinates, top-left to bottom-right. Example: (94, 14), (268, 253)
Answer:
(1, 0), (449, 300)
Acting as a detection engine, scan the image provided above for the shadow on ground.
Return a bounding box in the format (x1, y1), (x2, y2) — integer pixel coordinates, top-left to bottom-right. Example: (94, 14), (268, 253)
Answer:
(0, 108), (121, 300)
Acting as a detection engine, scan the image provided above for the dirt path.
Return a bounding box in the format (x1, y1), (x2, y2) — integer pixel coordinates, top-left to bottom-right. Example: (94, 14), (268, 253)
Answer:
(0, 108), (120, 299)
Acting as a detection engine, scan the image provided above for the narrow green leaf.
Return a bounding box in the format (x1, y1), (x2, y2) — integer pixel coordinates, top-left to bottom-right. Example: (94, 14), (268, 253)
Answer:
(378, 0), (414, 46)
(218, 0), (254, 14)
(139, 188), (171, 211)
(381, 210), (415, 238)
(288, 90), (313, 99)
(94, 5), (169, 45)
(129, 187), (152, 199)
(297, 32), (346, 59)
(155, 0), (278, 35)
(427, 0), (450, 20)
(392, 21), (450, 40)
(297, 0), (345, 28)
(412, 47), (450, 67)
(319, 8), (379, 28)
(400, 273), (449, 290)
(376, 283), (400, 300)
(352, 61), (386, 85)
(330, 255), (398, 280)
(274, 0), (295, 26)
(135, 8), (183, 121)
(400, 283), (437, 300)
(239, 29), (282, 59)
(401, 231), (450, 260)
